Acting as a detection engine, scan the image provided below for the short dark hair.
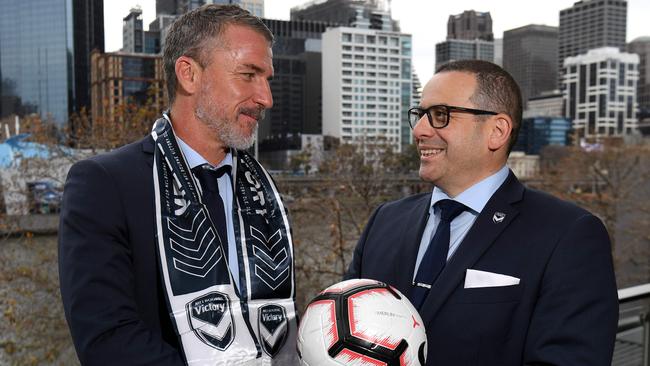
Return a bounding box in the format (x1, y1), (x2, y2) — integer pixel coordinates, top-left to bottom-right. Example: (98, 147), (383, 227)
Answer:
(436, 60), (523, 155)
(163, 4), (274, 105)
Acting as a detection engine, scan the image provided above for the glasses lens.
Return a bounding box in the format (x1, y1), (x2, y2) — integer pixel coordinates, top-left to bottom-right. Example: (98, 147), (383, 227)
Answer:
(408, 108), (424, 128)
(430, 106), (448, 128)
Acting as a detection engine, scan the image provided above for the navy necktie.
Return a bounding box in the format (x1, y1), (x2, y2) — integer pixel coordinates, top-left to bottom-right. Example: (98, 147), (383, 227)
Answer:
(410, 199), (467, 309)
(192, 165), (230, 258)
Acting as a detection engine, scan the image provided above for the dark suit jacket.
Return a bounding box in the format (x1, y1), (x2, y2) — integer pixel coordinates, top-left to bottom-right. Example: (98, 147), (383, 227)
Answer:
(59, 136), (185, 365)
(346, 172), (619, 366)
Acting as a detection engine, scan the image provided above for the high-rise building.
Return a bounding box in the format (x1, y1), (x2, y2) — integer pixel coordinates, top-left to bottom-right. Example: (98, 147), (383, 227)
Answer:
(435, 39), (494, 69)
(157, 0), (264, 16)
(90, 50), (166, 124)
(322, 27), (412, 153)
(513, 117), (572, 155)
(121, 7), (162, 54)
(124, 8), (162, 55)
(144, 31), (162, 54)
(156, 0), (180, 15)
(435, 10), (494, 69)
(150, 14), (178, 31)
(627, 37), (650, 115)
(407, 71), (422, 146)
(493, 38), (503, 66)
(291, 0), (398, 32)
(73, 0), (105, 115)
(177, 0), (208, 14)
(524, 91), (564, 118)
(0, 0), (104, 124)
(563, 47), (639, 139)
(213, 0), (264, 17)
(503, 25), (558, 104)
(558, 0), (627, 84)
(153, 0), (265, 51)
(123, 8), (145, 53)
(446, 10), (493, 41)
(257, 19), (334, 169)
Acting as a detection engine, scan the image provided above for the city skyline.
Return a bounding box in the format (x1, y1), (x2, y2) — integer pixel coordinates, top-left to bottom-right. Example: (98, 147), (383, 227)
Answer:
(105, 0), (650, 83)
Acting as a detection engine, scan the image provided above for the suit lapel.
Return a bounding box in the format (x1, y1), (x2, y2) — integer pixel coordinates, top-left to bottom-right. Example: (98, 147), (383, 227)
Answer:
(419, 172), (525, 324)
(393, 193), (432, 293)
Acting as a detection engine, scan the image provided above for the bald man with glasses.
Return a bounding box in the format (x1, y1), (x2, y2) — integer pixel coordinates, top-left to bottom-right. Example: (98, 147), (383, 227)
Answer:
(345, 60), (618, 366)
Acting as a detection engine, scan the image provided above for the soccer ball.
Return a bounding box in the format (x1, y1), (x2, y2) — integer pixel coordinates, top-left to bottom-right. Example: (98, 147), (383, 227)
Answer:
(297, 279), (427, 366)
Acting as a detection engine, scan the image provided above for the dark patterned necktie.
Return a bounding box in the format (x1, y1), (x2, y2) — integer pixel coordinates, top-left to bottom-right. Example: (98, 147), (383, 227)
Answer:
(192, 164), (230, 257)
(410, 199), (467, 309)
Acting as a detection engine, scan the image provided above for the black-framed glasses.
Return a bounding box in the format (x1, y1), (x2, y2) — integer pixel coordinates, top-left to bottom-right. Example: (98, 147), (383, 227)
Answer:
(407, 105), (498, 129)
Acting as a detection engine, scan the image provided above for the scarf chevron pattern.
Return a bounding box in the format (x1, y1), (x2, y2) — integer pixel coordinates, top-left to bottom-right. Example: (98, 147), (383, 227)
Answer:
(151, 116), (298, 365)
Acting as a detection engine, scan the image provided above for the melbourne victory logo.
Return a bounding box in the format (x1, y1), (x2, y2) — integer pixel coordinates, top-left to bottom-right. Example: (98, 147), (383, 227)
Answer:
(186, 292), (234, 350)
(258, 304), (288, 357)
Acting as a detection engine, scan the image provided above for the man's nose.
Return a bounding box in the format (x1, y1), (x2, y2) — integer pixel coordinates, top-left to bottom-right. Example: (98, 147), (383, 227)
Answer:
(413, 115), (433, 139)
(254, 79), (273, 109)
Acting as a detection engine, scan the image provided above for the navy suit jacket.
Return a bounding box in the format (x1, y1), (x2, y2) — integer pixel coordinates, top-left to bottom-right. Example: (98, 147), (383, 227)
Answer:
(59, 136), (185, 365)
(346, 172), (619, 366)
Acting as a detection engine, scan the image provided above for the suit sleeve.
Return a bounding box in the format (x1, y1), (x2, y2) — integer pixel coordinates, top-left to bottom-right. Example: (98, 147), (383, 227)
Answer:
(58, 159), (185, 366)
(523, 214), (619, 366)
(344, 203), (384, 280)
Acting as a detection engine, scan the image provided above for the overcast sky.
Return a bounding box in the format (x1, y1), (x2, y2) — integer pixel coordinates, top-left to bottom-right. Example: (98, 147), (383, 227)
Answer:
(104, 0), (650, 83)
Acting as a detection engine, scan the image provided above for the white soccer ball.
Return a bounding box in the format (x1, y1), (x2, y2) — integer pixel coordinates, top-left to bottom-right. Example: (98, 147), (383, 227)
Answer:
(297, 279), (427, 366)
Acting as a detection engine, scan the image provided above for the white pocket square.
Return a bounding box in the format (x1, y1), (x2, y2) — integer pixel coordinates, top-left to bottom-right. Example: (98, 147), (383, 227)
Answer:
(464, 269), (520, 289)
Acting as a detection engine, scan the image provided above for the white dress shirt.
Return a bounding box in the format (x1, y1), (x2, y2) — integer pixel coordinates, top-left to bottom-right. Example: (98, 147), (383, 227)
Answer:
(412, 165), (510, 280)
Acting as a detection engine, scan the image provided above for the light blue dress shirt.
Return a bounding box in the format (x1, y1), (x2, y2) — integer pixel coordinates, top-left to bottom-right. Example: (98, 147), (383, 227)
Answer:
(412, 165), (510, 281)
(176, 138), (240, 287)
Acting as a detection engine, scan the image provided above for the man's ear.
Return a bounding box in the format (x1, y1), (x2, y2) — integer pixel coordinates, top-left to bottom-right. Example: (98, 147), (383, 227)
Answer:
(487, 114), (513, 152)
(174, 56), (201, 96)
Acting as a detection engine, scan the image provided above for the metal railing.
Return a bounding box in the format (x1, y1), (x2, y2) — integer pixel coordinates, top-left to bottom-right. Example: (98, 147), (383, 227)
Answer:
(616, 284), (650, 366)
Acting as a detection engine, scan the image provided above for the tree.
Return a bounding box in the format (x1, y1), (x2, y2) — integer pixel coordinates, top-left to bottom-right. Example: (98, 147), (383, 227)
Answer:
(290, 140), (422, 309)
(0, 89), (164, 365)
(532, 141), (650, 286)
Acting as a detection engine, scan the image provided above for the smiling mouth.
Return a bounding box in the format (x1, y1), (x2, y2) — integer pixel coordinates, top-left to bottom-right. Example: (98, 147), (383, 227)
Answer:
(419, 148), (444, 157)
(241, 113), (258, 122)
(240, 107), (265, 122)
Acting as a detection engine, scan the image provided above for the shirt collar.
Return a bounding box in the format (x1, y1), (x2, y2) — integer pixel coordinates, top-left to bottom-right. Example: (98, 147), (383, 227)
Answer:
(430, 165), (510, 214)
(176, 136), (233, 170)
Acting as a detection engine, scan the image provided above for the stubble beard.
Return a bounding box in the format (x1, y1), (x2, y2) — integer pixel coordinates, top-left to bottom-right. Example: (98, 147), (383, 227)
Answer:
(195, 90), (264, 151)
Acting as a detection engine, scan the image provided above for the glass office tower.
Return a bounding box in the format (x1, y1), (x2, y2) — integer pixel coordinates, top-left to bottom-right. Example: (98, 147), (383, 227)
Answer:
(0, 0), (103, 125)
(0, 0), (74, 124)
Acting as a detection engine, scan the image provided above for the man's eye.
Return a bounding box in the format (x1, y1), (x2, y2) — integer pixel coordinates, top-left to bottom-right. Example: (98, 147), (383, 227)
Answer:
(432, 109), (446, 118)
(241, 73), (254, 80)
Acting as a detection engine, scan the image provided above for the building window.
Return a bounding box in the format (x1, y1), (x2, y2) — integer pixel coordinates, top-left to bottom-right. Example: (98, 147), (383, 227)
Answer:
(618, 63), (625, 85)
(579, 65), (586, 103)
(599, 94), (606, 117)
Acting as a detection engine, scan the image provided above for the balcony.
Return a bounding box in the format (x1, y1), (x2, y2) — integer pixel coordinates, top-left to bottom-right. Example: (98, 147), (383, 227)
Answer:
(615, 284), (650, 366)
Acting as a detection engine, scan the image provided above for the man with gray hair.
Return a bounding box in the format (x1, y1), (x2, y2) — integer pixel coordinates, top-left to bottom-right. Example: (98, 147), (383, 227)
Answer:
(59, 5), (298, 365)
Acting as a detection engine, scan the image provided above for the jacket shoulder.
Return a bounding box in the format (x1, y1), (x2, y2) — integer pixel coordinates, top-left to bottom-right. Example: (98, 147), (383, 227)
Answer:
(521, 185), (593, 220)
(71, 136), (152, 172)
(378, 192), (431, 212)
